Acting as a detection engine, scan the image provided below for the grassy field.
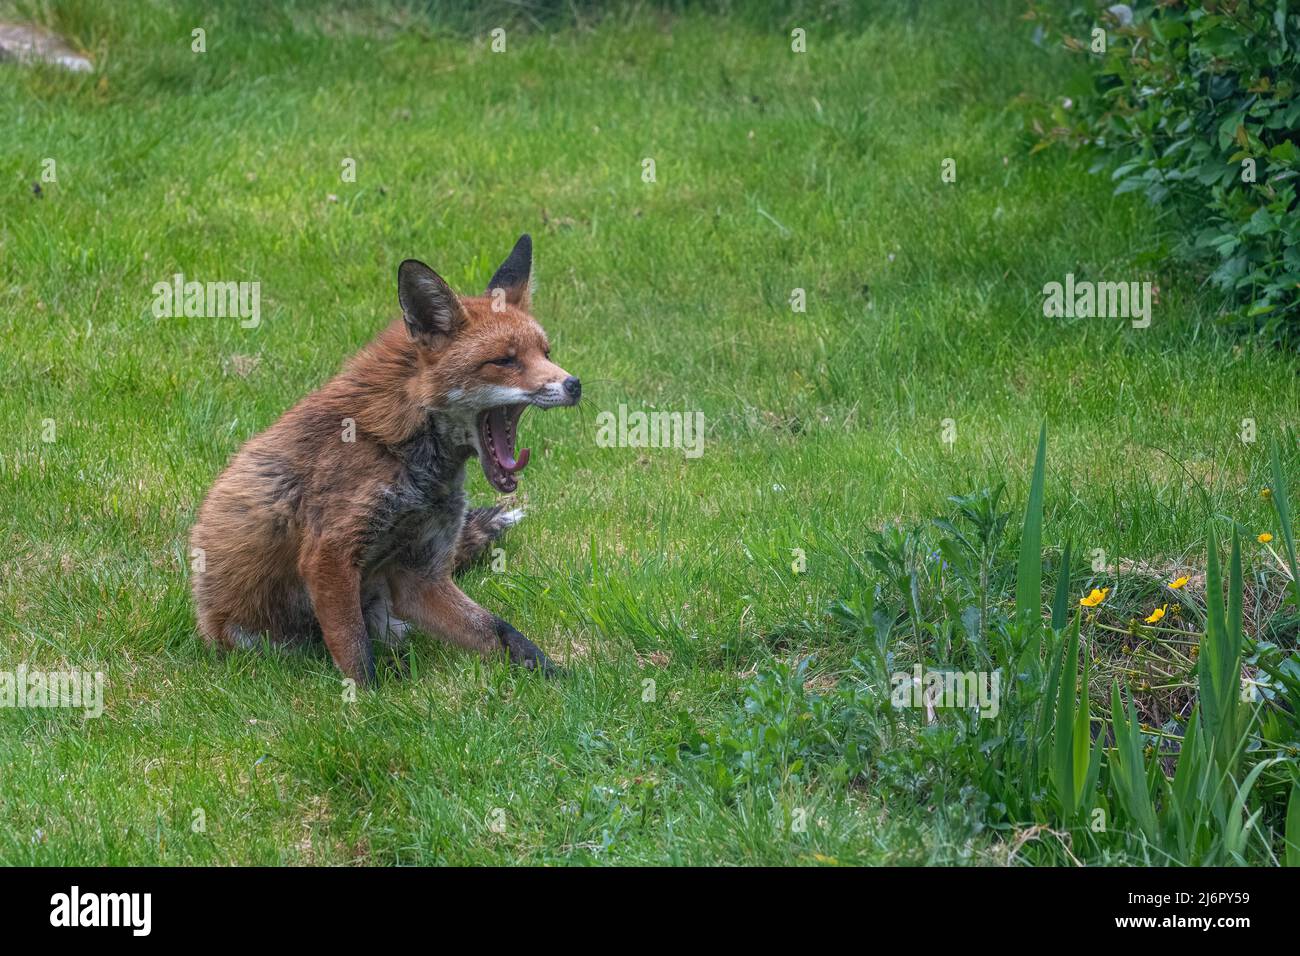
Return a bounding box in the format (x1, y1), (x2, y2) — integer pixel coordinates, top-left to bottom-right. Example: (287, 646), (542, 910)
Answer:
(2, 1), (1298, 865)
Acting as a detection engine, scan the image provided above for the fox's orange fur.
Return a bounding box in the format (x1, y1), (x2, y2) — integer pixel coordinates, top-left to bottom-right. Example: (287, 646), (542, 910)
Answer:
(190, 235), (579, 683)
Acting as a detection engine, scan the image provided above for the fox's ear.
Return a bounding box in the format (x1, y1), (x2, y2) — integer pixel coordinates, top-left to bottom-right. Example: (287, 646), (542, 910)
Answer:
(486, 234), (532, 310)
(398, 259), (464, 343)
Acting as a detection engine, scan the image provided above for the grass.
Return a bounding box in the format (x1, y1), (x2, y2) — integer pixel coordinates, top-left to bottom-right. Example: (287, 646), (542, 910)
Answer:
(1, 0), (1298, 865)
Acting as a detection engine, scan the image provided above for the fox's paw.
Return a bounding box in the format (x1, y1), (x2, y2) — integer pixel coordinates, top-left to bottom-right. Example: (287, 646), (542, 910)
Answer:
(454, 505), (525, 572)
(495, 507), (526, 530)
(493, 617), (558, 678)
(470, 503), (526, 539)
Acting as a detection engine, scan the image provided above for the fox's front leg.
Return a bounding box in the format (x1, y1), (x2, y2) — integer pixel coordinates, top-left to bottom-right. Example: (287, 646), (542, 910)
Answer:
(390, 573), (555, 675)
(300, 545), (375, 685)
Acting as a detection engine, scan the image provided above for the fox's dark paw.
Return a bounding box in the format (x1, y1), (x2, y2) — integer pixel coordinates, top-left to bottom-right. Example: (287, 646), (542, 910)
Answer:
(494, 617), (558, 677)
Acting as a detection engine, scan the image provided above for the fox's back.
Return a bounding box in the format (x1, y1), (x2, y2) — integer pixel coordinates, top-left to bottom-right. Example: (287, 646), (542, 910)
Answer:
(188, 330), (468, 645)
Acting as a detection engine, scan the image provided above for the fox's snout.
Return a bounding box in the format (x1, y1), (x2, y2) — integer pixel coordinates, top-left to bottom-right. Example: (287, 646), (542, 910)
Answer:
(531, 372), (581, 409)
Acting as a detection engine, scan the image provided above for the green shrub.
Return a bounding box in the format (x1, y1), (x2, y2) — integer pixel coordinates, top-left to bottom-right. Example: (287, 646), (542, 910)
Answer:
(672, 657), (874, 797)
(1024, 1), (1300, 343)
(736, 426), (1300, 864)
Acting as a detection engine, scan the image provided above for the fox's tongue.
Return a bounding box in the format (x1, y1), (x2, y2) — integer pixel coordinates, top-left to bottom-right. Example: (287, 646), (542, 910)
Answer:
(489, 405), (529, 473)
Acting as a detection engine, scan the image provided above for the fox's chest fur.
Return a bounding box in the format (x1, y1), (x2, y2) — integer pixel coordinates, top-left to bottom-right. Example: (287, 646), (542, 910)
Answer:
(360, 417), (475, 575)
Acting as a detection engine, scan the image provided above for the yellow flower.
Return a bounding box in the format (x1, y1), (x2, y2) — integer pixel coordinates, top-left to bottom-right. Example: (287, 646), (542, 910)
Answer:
(1169, 575), (1189, 589)
(1079, 587), (1109, 608)
(1258, 532), (1273, 544)
(1144, 605), (1167, 625)
(1262, 488), (1273, 501)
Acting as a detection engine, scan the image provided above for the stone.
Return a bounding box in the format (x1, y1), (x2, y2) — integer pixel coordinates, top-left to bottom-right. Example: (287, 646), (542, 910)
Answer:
(0, 22), (93, 73)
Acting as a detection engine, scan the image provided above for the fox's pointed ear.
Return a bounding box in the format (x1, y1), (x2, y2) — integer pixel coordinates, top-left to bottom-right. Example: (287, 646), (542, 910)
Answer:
(486, 234), (532, 310)
(398, 259), (464, 343)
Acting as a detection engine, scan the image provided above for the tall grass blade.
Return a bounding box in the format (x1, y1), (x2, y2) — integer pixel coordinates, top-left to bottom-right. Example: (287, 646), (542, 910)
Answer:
(1051, 538), (1072, 631)
(1016, 423), (1048, 628)
(1052, 614), (1079, 819)
(1033, 620), (1066, 795)
(1170, 707), (1205, 859)
(1109, 682), (1159, 844)
(1224, 758), (1279, 862)
(1270, 439), (1299, 607)
(1071, 629), (1093, 809)
(1287, 781), (1300, 868)
(1200, 525), (1244, 780)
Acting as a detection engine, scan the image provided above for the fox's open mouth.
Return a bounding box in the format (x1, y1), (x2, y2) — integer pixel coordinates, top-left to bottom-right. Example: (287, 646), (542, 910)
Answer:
(477, 404), (531, 493)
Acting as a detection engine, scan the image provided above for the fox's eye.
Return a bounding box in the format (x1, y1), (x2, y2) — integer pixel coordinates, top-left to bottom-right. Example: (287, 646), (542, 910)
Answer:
(486, 356), (517, 368)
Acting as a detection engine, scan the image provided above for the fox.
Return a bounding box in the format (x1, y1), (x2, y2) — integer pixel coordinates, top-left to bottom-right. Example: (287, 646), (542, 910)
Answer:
(189, 234), (579, 685)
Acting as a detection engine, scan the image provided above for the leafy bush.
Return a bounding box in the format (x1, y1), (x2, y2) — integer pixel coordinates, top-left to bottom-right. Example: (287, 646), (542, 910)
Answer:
(1024, 1), (1300, 343)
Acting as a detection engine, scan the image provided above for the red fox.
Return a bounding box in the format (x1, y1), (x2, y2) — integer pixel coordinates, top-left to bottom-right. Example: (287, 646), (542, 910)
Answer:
(190, 235), (579, 684)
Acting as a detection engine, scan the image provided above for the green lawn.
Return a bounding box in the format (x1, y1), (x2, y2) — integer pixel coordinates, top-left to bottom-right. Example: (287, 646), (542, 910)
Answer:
(2, 1), (1298, 865)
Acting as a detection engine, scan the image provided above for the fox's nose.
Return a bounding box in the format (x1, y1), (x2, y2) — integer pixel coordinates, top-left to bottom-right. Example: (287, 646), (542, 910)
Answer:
(563, 376), (581, 400)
